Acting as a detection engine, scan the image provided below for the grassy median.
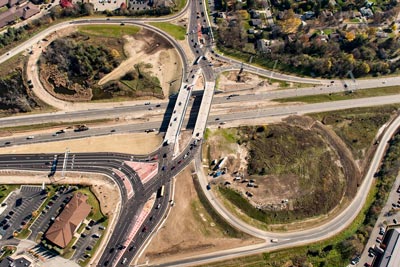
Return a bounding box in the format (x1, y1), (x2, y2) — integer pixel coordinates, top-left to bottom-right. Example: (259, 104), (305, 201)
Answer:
(276, 85), (400, 103)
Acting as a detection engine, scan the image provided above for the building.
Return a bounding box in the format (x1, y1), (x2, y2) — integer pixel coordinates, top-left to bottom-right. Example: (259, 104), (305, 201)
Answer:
(373, 227), (400, 267)
(0, 1), (39, 28)
(45, 192), (91, 248)
(21, 2), (39, 20)
(0, 256), (32, 267)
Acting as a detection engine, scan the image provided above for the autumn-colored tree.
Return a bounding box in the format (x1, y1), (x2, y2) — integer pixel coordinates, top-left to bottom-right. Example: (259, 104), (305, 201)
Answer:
(278, 9), (301, 34)
(345, 31), (356, 41)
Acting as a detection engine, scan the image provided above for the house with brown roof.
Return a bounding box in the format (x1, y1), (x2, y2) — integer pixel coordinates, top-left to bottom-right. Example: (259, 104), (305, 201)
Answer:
(0, 1), (39, 28)
(21, 2), (39, 19)
(45, 192), (91, 248)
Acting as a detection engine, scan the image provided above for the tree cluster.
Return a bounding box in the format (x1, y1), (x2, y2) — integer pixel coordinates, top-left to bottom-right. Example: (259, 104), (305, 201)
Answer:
(42, 38), (120, 83)
(109, 6), (171, 17)
(0, 71), (38, 114)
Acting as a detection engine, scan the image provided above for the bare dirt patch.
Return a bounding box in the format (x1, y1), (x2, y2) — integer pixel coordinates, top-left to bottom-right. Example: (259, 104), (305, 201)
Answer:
(138, 166), (259, 265)
(99, 28), (182, 97)
(0, 133), (162, 155)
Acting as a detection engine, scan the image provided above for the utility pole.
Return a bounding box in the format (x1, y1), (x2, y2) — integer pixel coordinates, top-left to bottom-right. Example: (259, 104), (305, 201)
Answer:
(62, 148), (69, 178)
(271, 59), (278, 77)
(345, 70), (357, 93)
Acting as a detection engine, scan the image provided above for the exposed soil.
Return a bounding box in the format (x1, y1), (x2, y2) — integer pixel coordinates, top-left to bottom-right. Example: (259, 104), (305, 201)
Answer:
(99, 28), (182, 97)
(0, 132), (162, 155)
(216, 71), (302, 95)
(204, 115), (358, 223)
(138, 166), (260, 265)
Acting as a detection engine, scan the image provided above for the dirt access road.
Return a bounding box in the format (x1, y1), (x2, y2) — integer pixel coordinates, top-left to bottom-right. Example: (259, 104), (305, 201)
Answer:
(27, 27), (182, 112)
(138, 166), (260, 265)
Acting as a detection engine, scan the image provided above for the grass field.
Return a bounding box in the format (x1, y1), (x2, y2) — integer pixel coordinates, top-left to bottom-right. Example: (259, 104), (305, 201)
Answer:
(78, 24), (141, 38)
(276, 85), (400, 103)
(203, 130), (400, 267)
(310, 104), (400, 160)
(149, 22), (186, 40)
(75, 187), (106, 222)
(205, 124), (345, 225)
(0, 185), (18, 203)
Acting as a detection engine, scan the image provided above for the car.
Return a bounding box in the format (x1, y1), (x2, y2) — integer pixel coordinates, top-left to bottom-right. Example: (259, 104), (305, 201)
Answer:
(128, 246), (135, 251)
(99, 226), (106, 230)
(104, 260), (109, 266)
(206, 183), (211, 190)
(215, 118), (220, 121)
(52, 133), (58, 137)
(161, 166), (166, 171)
(26, 136), (35, 139)
(376, 237), (383, 243)
(8, 211), (13, 216)
(20, 221), (27, 226)
(109, 248), (115, 254)
(379, 227), (385, 235)
(156, 204), (161, 209)
(92, 233), (100, 238)
(118, 245), (126, 250)
(394, 218), (398, 224)
(144, 102), (150, 105)
(110, 129), (116, 133)
(364, 263), (371, 267)
(178, 160), (182, 164)
(86, 246), (93, 251)
(156, 104), (161, 107)
(171, 166), (175, 170)
(4, 141), (11, 145)
(120, 22), (125, 26)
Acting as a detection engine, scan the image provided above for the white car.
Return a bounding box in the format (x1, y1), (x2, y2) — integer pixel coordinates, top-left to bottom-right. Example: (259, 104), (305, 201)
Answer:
(26, 136), (34, 140)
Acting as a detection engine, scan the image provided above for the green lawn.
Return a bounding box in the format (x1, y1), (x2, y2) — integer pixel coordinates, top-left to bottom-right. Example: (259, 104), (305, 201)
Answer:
(75, 187), (106, 222)
(276, 85), (400, 103)
(0, 185), (19, 203)
(149, 22), (186, 40)
(78, 24), (141, 38)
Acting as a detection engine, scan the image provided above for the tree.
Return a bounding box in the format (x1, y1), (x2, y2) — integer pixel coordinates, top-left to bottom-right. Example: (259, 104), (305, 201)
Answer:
(345, 31), (355, 42)
(278, 9), (301, 34)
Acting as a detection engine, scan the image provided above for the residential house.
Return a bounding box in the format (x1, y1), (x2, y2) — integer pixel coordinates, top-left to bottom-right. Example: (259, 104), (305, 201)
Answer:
(250, 18), (262, 27)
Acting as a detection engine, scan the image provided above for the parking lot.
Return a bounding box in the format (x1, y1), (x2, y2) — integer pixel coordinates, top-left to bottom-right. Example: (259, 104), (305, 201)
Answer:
(73, 220), (106, 264)
(0, 186), (45, 241)
(29, 186), (75, 242)
(355, 175), (400, 267)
